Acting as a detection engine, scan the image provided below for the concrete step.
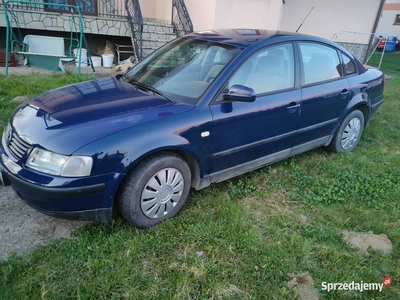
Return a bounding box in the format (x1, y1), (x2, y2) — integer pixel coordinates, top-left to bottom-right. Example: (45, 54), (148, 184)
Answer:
(143, 22), (175, 34)
(142, 31), (176, 41)
(141, 39), (175, 52)
(142, 47), (156, 57)
(139, 21), (177, 58)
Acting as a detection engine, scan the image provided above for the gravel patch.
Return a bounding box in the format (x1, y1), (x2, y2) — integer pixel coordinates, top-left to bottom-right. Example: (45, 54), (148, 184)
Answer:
(0, 185), (89, 261)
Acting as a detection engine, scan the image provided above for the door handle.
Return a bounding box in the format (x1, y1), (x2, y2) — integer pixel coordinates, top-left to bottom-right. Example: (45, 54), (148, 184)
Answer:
(341, 89), (350, 96)
(287, 103), (300, 110)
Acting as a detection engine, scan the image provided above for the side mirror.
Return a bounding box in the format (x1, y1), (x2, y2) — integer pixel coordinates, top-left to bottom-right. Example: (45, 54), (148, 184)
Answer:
(222, 84), (256, 102)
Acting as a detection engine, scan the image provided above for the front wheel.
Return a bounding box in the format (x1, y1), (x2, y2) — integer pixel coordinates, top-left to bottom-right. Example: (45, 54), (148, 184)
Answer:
(118, 153), (191, 228)
(327, 110), (365, 153)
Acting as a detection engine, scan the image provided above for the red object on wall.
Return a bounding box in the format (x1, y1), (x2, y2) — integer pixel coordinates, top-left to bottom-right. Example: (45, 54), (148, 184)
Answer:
(0, 51), (16, 67)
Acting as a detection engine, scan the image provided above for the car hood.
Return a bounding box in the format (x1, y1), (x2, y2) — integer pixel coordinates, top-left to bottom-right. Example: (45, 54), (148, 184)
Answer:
(11, 76), (194, 154)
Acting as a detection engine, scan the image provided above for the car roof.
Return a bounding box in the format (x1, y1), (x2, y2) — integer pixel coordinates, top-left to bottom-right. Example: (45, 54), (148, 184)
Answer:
(186, 29), (308, 48)
(185, 29), (359, 64)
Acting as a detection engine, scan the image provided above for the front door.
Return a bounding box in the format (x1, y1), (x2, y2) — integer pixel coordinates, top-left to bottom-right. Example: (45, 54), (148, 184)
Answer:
(209, 43), (301, 177)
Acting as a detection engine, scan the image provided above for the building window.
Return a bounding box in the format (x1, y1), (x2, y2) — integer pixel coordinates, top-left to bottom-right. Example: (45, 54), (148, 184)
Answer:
(394, 14), (400, 25)
(45, 0), (97, 15)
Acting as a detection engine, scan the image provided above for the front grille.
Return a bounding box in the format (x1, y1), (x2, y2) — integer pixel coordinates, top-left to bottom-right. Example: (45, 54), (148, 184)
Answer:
(7, 131), (31, 160)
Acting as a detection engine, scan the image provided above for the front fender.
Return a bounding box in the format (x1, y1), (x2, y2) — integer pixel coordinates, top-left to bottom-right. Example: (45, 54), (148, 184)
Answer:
(74, 107), (213, 179)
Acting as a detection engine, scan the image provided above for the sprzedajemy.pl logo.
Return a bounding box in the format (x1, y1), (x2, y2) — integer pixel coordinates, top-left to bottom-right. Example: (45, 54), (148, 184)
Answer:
(322, 277), (392, 293)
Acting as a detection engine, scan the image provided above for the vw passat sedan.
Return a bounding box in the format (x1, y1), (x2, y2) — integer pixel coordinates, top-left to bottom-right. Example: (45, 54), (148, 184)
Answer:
(0, 29), (384, 227)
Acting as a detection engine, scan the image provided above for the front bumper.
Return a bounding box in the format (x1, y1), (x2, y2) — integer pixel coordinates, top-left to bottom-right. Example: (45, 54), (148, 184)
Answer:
(1, 152), (124, 223)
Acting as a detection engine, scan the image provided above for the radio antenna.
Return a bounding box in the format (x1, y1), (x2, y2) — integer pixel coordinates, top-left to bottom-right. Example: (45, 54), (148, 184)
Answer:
(296, 6), (314, 33)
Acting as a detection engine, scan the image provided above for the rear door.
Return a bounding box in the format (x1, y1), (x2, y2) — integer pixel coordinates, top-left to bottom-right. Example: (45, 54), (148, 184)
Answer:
(293, 42), (352, 155)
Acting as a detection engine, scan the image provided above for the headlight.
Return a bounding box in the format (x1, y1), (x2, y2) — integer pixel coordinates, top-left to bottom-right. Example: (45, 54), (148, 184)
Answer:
(26, 148), (93, 177)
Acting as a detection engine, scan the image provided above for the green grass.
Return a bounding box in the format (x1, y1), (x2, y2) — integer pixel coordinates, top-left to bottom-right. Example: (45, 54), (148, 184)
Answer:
(0, 72), (96, 130)
(367, 50), (400, 77)
(0, 58), (399, 299)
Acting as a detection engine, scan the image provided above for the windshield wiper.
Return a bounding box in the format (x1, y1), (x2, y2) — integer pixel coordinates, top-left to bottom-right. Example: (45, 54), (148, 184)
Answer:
(125, 76), (172, 101)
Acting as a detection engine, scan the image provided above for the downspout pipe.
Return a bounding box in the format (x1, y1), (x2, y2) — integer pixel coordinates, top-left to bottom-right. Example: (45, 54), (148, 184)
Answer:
(364, 0), (386, 63)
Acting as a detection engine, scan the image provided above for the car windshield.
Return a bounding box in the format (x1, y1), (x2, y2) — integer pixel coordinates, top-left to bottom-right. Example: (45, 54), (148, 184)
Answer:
(125, 37), (241, 105)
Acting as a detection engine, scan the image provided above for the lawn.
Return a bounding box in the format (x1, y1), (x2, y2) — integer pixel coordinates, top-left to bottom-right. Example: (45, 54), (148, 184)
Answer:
(0, 55), (399, 299)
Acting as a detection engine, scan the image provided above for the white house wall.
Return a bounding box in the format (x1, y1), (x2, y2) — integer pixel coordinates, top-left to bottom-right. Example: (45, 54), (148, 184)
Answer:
(213, 0), (284, 30)
(140, 0), (173, 22)
(184, 0), (217, 31)
(376, 0), (400, 38)
(280, 0), (382, 44)
(185, 0), (284, 31)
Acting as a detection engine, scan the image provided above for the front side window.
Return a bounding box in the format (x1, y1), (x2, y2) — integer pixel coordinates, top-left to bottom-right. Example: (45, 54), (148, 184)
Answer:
(300, 43), (341, 85)
(125, 38), (241, 105)
(228, 43), (295, 94)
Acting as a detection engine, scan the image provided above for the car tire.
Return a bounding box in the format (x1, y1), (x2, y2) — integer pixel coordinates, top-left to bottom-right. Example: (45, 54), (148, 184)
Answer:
(117, 152), (191, 228)
(327, 110), (365, 153)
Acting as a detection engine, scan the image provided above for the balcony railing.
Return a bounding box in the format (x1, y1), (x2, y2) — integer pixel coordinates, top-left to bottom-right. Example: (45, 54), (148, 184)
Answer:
(2, 0), (128, 19)
(172, 0), (193, 37)
(98, 0), (127, 18)
(2, 0), (194, 63)
(125, 0), (142, 61)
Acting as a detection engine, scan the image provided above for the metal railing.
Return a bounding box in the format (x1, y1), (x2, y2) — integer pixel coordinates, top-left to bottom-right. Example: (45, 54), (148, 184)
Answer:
(172, 0), (193, 37)
(2, 0), (192, 63)
(3, 0), (93, 75)
(1, 0), (127, 19)
(98, 0), (127, 18)
(125, 0), (143, 61)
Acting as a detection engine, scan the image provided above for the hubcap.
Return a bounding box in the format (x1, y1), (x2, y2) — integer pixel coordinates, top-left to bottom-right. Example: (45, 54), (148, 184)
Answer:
(341, 117), (361, 150)
(141, 168), (184, 219)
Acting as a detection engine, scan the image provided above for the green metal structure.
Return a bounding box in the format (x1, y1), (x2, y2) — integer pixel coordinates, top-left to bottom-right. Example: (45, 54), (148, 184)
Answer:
(3, 0), (94, 75)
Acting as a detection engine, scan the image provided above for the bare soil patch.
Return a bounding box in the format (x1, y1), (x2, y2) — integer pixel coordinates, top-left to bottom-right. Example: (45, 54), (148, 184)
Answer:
(286, 272), (319, 300)
(342, 230), (393, 255)
(0, 66), (124, 261)
(0, 185), (89, 261)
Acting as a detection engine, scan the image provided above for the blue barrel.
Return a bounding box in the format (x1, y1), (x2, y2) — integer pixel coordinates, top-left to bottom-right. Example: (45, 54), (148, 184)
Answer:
(385, 36), (397, 52)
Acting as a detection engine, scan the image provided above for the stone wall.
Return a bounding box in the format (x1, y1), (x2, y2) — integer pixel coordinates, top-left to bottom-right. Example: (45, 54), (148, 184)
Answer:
(336, 42), (369, 64)
(0, 9), (130, 37)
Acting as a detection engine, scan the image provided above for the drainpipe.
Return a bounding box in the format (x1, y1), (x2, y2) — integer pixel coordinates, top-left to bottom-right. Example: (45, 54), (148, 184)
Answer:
(364, 0), (386, 63)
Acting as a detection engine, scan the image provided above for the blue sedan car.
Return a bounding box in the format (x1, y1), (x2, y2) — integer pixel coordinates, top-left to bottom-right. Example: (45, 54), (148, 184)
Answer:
(0, 29), (385, 227)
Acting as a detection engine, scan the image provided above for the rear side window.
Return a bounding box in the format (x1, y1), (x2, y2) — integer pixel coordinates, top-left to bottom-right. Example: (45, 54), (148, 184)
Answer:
(299, 43), (341, 85)
(341, 53), (357, 76)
